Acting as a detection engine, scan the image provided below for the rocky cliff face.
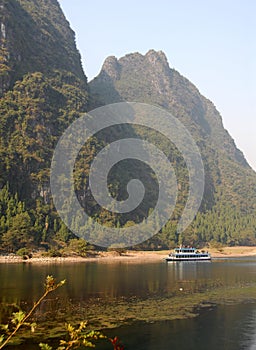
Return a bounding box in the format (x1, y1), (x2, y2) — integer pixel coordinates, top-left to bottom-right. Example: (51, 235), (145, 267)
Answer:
(90, 49), (247, 167)
(90, 50), (256, 245)
(0, 0), (86, 94)
(0, 0), (89, 199)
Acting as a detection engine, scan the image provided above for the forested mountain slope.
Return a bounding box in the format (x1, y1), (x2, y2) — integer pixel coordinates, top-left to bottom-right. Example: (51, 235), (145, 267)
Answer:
(90, 50), (256, 246)
(0, 0), (89, 251)
(0, 1), (256, 252)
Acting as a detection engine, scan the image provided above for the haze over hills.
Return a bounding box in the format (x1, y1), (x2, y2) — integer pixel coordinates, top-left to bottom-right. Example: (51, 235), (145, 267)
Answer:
(0, 0), (256, 252)
(90, 50), (247, 167)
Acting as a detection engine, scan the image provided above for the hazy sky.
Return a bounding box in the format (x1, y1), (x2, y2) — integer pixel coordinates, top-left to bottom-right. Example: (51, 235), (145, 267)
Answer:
(59, 0), (256, 169)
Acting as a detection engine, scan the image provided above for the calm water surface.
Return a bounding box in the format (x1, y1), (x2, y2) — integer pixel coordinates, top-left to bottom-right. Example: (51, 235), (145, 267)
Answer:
(101, 303), (256, 350)
(1, 257), (256, 349)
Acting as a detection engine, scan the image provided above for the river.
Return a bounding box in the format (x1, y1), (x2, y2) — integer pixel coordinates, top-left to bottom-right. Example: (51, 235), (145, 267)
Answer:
(1, 257), (256, 349)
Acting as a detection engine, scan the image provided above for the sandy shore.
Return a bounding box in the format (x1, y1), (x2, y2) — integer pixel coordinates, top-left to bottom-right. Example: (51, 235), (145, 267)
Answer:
(0, 251), (168, 264)
(0, 246), (256, 264)
(209, 246), (256, 258)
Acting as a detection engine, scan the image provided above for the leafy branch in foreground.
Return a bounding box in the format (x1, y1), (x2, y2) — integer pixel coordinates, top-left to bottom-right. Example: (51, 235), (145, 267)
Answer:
(39, 322), (106, 350)
(0, 276), (124, 349)
(0, 275), (65, 349)
(39, 328), (125, 350)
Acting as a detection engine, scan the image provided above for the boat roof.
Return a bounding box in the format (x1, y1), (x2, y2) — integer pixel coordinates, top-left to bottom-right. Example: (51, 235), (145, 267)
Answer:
(174, 247), (197, 251)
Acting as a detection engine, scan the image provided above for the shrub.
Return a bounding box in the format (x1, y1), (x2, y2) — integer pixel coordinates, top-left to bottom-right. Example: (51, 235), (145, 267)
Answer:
(16, 248), (32, 259)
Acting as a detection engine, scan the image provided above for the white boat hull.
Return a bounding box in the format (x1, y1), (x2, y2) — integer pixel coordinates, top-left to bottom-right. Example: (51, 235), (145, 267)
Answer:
(166, 255), (211, 261)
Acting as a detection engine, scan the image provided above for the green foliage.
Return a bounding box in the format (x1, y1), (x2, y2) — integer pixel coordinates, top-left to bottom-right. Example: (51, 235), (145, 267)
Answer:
(47, 249), (62, 258)
(0, 39), (11, 96)
(0, 276), (122, 350)
(0, 0), (90, 253)
(16, 247), (32, 259)
(40, 322), (107, 350)
(0, 276), (65, 349)
(0, 69), (88, 195)
(0, 0), (87, 86)
(0, 185), (36, 252)
(62, 238), (91, 257)
(39, 344), (53, 350)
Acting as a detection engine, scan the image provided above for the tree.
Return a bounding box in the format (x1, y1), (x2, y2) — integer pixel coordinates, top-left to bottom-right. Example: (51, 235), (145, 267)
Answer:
(1, 212), (34, 252)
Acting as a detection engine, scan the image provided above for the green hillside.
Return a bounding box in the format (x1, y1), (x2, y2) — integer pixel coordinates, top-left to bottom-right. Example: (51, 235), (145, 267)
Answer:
(0, 1), (256, 253)
(0, 0), (89, 252)
(89, 50), (256, 247)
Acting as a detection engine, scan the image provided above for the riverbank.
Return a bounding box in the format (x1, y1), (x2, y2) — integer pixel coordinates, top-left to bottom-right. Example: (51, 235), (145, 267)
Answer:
(0, 246), (256, 263)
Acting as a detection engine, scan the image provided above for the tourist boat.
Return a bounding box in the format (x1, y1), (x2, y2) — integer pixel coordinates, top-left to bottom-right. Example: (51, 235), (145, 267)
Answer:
(166, 247), (211, 261)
